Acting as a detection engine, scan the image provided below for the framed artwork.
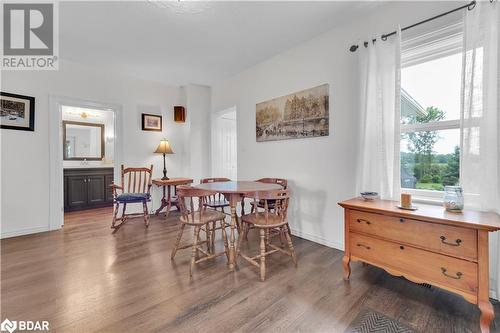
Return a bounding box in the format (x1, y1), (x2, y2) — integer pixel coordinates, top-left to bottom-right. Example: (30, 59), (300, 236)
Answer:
(141, 113), (162, 131)
(1, 92), (35, 131)
(256, 84), (329, 142)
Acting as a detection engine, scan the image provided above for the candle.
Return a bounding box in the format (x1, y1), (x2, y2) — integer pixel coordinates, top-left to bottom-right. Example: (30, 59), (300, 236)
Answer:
(401, 193), (412, 208)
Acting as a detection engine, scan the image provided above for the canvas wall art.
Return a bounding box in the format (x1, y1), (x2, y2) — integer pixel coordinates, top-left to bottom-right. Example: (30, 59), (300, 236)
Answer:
(256, 84), (329, 142)
(0, 92), (35, 131)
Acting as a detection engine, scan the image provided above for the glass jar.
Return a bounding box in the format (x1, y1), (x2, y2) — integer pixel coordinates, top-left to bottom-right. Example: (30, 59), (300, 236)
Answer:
(443, 186), (464, 212)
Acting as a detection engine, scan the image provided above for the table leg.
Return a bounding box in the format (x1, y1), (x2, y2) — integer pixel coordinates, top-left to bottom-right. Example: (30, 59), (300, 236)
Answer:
(228, 195), (238, 271)
(172, 185), (180, 211)
(155, 185), (167, 216)
(166, 185), (172, 217)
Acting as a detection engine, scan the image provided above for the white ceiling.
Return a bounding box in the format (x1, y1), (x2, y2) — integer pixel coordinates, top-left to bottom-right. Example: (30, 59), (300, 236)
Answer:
(60, 1), (381, 86)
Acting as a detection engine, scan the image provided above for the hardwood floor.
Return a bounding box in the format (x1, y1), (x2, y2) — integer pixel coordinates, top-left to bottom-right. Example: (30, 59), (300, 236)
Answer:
(2, 207), (499, 332)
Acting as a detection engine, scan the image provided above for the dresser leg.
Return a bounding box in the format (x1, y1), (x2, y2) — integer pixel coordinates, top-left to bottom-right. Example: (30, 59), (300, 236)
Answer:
(478, 230), (494, 333)
(479, 300), (494, 333)
(342, 255), (351, 280)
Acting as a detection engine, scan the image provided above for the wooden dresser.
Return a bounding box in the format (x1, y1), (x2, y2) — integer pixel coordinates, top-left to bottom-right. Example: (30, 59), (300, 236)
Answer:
(339, 198), (500, 333)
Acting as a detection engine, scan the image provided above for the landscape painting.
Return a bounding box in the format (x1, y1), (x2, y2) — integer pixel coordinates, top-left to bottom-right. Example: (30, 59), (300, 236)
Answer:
(0, 92), (35, 131)
(256, 84), (329, 142)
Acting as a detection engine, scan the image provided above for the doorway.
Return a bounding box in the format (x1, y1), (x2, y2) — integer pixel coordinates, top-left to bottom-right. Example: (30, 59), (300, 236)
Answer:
(211, 107), (237, 179)
(49, 96), (122, 230)
(62, 105), (116, 214)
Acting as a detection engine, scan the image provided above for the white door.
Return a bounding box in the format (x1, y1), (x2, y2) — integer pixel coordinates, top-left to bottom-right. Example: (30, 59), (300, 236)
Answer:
(211, 107), (237, 180)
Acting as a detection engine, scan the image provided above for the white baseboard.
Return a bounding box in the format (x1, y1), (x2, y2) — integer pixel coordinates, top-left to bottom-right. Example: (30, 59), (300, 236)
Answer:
(289, 227), (343, 251)
(1, 226), (55, 239)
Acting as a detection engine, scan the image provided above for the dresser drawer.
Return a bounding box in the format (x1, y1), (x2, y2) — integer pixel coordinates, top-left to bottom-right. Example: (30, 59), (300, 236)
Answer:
(349, 210), (477, 260)
(350, 233), (478, 295)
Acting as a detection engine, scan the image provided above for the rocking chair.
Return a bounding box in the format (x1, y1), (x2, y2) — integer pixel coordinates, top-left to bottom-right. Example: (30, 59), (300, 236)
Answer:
(110, 164), (153, 230)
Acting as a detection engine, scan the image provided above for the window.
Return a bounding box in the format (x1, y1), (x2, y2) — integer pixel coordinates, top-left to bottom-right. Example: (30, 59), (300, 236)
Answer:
(400, 22), (462, 198)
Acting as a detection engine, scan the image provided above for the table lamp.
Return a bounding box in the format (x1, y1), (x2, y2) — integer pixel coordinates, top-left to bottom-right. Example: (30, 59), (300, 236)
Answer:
(154, 139), (174, 180)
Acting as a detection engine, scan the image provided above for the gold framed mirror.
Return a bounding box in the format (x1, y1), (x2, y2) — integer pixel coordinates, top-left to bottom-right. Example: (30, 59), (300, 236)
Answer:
(63, 121), (105, 160)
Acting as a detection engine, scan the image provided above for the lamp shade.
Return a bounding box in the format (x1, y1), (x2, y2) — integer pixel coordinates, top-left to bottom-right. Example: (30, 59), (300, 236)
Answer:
(154, 139), (174, 154)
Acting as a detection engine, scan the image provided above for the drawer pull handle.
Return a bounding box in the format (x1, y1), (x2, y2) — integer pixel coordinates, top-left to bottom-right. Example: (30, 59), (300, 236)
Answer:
(441, 267), (463, 280)
(400, 245), (404, 250)
(440, 236), (462, 246)
(357, 243), (371, 250)
(357, 219), (371, 225)
(399, 218), (405, 223)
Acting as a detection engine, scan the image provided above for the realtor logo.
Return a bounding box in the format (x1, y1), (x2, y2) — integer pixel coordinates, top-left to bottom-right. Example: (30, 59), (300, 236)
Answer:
(0, 319), (17, 333)
(2, 2), (59, 70)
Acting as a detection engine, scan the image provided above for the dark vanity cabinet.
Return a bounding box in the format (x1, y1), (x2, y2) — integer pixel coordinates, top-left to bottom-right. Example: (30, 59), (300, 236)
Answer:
(64, 168), (114, 211)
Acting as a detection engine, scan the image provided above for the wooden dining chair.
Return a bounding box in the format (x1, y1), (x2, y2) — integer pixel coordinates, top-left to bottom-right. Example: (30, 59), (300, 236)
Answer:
(200, 178), (232, 251)
(110, 164), (153, 230)
(200, 178), (231, 213)
(245, 178), (288, 241)
(250, 178), (288, 213)
(237, 189), (297, 281)
(171, 186), (229, 277)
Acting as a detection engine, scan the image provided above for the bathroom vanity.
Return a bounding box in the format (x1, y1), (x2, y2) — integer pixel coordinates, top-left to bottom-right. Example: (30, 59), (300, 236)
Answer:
(64, 167), (114, 211)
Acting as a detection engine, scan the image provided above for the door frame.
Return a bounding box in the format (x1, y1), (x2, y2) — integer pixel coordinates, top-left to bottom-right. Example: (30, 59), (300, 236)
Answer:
(210, 106), (237, 179)
(48, 95), (123, 230)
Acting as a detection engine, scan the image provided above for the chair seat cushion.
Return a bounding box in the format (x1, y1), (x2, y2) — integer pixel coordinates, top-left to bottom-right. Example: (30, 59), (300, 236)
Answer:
(204, 200), (230, 208)
(180, 210), (226, 225)
(250, 199), (277, 209)
(241, 213), (286, 228)
(116, 193), (150, 202)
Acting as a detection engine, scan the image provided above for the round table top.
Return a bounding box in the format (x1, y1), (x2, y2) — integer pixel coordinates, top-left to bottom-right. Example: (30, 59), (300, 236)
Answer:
(194, 181), (282, 194)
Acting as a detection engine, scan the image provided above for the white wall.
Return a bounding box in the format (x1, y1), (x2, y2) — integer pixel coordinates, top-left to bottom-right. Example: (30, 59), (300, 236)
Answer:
(184, 84), (212, 183)
(1, 60), (187, 238)
(211, 2), (464, 249)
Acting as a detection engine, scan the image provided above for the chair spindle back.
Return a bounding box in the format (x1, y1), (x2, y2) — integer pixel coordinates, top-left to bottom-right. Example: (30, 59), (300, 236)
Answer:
(247, 189), (290, 225)
(255, 178), (288, 189)
(200, 178), (231, 203)
(121, 164), (153, 194)
(177, 186), (218, 223)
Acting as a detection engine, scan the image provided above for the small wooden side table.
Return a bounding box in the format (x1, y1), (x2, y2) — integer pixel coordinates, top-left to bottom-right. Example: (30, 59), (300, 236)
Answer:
(153, 178), (193, 217)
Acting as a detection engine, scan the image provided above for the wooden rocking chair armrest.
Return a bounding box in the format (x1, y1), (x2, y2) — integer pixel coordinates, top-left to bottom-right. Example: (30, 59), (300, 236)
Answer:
(144, 182), (153, 195)
(110, 184), (123, 196)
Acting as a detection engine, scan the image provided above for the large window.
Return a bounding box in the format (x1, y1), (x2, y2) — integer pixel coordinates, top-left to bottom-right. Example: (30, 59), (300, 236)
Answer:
(400, 23), (462, 197)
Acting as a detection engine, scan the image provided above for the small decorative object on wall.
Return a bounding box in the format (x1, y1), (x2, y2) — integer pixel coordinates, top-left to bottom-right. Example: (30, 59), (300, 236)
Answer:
(256, 83), (329, 142)
(174, 106), (186, 123)
(141, 113), (162, 131)
(0, 92), (35, 131)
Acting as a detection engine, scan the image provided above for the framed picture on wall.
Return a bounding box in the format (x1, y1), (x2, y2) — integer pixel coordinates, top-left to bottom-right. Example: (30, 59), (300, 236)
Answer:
(0, 92), (35, 131)
(256, 84), (329, 142)
(141, 113), (162, 131)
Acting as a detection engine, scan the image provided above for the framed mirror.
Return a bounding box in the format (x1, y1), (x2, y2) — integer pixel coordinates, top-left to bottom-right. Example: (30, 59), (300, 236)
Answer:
(63, 121), (105, 160)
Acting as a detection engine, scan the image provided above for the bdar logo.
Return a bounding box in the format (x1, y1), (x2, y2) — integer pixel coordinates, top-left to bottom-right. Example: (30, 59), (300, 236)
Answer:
(0, 319), (17, 333)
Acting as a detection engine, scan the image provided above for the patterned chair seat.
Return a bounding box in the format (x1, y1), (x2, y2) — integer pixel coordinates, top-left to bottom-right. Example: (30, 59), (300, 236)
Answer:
(116, 193), (150, 203)
(250, 199), (276, 210)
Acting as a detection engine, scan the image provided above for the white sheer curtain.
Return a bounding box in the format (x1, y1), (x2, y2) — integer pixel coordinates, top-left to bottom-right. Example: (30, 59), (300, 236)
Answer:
(357, 28), (402, 200)
(461, 1), (500, 297)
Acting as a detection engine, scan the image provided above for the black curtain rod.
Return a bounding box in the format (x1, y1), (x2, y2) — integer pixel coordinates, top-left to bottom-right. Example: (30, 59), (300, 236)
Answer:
(349, 0), (476, 52)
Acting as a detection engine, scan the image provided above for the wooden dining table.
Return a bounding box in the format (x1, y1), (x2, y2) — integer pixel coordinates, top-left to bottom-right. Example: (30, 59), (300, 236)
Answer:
(194, 181), (283, 270)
